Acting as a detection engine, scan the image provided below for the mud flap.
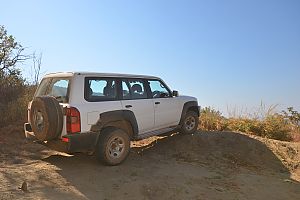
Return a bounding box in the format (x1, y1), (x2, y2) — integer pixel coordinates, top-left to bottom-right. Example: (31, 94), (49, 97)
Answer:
(64, 132), (99, 153)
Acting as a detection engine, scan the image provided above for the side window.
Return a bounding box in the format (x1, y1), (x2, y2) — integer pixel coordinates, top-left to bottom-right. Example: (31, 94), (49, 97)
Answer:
(148, 80), (171, 98)
(121, 79), (147, 100)
(85, 78), (117, 101)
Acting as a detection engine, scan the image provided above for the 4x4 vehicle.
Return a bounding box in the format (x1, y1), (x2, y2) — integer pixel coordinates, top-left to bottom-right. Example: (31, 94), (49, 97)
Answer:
(24, 72), (200, 165)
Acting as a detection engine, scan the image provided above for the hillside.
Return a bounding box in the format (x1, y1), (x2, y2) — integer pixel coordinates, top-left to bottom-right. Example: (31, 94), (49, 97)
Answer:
(0, 125), (299, 200)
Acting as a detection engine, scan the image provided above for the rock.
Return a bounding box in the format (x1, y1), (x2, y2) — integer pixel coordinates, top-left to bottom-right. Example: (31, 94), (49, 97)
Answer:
(18, 181), (28, 192)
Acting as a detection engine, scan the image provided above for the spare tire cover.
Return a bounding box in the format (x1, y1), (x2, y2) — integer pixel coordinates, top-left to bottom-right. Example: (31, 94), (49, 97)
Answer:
(30, 96), (63, 141)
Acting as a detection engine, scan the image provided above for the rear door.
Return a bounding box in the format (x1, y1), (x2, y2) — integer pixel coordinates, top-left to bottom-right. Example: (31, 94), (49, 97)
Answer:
(32, 77), (71, 136)
(81, 77), (123, 132)
(120, 79), (155, 134)
(147, 79), (181, 129)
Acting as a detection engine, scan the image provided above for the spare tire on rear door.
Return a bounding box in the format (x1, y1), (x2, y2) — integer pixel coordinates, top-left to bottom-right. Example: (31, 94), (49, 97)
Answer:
(30, 96), (63, 141)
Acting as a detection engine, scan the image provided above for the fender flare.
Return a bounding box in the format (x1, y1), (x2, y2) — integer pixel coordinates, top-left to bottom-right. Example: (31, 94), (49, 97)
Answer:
(179, 101), (200, 125)
(90, 109), (139, 138)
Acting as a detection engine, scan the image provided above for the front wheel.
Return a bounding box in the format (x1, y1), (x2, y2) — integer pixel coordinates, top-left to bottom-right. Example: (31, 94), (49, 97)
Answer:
(179, 111), (199, 134)
(96, 127), (130, 166)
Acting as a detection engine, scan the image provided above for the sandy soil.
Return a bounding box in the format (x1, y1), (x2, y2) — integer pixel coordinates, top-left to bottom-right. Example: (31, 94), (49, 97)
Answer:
(0, 125), (299, 200)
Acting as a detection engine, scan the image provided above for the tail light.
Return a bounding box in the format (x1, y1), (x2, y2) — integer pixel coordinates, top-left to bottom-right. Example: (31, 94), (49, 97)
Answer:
(66, 107), (81, 134)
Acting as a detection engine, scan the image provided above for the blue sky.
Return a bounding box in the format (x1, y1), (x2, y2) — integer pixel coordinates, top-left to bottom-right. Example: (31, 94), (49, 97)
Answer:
(2, 0), (300, 114)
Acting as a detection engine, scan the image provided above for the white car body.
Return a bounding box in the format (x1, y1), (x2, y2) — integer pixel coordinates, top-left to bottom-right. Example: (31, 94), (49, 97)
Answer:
(25, 71), (200, 155)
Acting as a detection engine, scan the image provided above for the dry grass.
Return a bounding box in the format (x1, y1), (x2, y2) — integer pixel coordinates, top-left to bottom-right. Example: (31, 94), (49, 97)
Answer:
(0, 85), (36, 128)
(199, 106), (300, 142)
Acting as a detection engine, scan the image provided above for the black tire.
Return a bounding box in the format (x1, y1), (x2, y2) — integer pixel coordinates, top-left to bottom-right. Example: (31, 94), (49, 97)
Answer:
(179, 111), (199, 134)
(30, 96), (63, 141)
(96, 127), (130, 166)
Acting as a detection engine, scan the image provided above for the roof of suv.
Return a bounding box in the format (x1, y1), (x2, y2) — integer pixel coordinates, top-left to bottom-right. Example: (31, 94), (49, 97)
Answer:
(43, 72), (161, 79)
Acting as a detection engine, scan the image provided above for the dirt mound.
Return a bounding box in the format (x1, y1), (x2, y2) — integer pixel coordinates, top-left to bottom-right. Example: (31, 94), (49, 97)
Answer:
(1, 126), (298, 174)
(1, 127), (300, 200)
(0, 124), (52, 165)
(133, 131), (299, 174)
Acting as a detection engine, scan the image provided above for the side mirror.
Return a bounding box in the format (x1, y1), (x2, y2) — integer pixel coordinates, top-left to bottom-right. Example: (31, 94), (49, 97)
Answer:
(172, 90), (179, 97)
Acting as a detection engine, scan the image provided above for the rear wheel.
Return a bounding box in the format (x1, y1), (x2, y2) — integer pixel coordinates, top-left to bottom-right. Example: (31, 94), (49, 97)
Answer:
(179, 111), (199, 134)
(30, 96), (63, 141)
(96, 127), (130, 166)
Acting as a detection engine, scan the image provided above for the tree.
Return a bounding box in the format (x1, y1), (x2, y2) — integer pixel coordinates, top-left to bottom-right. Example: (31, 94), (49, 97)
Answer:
(0, 25), (36, 127)
(31, 51), (42, 85)
(282, 107), (300, 127)
(0, 26), (28, 123)
(0, 25), (29, 73)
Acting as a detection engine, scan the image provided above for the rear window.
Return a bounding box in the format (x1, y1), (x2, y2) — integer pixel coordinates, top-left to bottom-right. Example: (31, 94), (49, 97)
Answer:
(35, 77), (70, 103)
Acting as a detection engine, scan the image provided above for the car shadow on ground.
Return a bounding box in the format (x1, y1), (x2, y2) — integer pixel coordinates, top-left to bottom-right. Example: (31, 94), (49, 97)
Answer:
(43, 131), (300, 200)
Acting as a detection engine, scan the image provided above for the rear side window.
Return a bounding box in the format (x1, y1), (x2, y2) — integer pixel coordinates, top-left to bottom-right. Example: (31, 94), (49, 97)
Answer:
(35, 77), (70, 103)
(85, 77), (117, 102)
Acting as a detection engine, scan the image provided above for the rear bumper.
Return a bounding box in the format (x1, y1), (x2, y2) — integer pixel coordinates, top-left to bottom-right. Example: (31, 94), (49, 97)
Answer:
(62, 131), (98, 153)
(24, 123), (34, 138)
(24, 123), (98, 153)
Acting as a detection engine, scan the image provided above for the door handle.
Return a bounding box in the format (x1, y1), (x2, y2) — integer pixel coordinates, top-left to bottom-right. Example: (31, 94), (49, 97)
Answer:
(155, 102), (160, 105)
(125, 105), (132, 108)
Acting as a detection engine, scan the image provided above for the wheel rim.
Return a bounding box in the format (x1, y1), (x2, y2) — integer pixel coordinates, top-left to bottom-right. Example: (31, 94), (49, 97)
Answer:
(184, 116), (196, 131)
(107, 137), (125, 159)
(34, 110), (44, 132)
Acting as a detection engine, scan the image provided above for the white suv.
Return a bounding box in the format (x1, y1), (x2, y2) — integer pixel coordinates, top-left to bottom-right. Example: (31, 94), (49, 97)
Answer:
(24, 72), (200, 165)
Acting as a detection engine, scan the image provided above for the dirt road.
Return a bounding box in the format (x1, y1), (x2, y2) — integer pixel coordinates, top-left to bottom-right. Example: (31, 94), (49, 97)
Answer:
(0, 125), (299, 200)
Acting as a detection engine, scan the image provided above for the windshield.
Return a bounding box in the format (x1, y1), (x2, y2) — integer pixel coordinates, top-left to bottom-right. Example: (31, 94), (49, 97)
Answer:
(35, 77), (70, 103)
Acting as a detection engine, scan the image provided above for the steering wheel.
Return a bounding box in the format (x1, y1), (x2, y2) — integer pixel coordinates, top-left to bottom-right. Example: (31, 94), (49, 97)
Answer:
(152, 91), (161, 98)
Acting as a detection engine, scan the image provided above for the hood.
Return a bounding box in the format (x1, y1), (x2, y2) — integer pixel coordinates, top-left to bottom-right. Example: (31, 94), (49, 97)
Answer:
(176, 95), (198, 103)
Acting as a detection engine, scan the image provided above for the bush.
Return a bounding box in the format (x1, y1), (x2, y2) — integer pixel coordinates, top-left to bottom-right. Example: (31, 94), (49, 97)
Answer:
(199, 107), (227, 131)
(226, 114), (292, 141)
(199, 106), (296, 142)
(2, 86), (34, 125)
(262, 114), (292, 141)
(0, 84), (35, 128)
(282, 107), (300, 141)
(227, 118), (262, 135)
(0, 25), (33, 128)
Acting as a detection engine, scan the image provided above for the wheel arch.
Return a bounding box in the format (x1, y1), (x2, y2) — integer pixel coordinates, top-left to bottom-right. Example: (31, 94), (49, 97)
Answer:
(179, 101), (200, 125)
(90, 110), (138, 140)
